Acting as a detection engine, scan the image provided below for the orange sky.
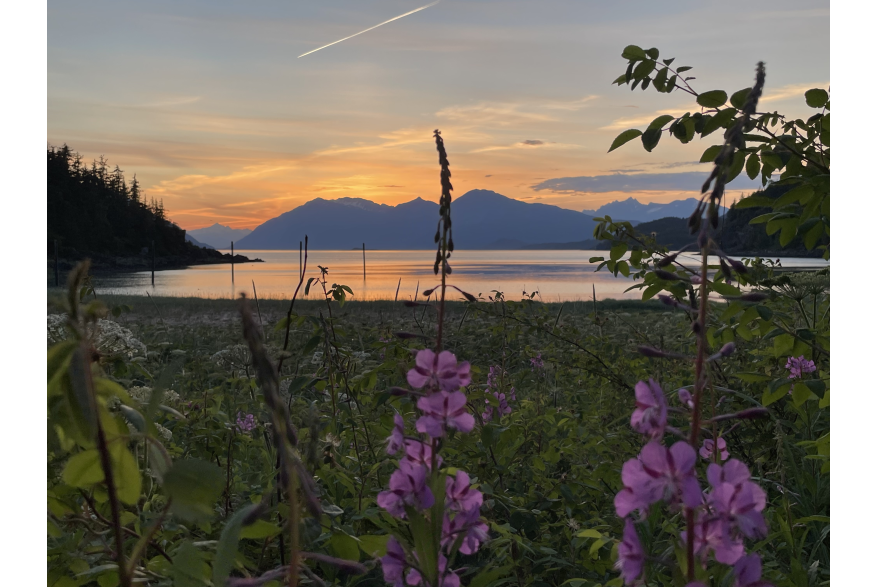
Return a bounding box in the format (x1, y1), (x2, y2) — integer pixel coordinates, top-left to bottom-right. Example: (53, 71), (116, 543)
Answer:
(48, 1), (829, 230)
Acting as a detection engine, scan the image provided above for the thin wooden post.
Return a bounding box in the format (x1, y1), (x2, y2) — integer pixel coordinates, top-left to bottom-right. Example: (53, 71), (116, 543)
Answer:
(362, 243), (366, 279)
(151, 240), (155, 286)
(394, 278), (401, 303)
(231, 241), (235, 284)
(54, 239), (59, 287)
(299, 241), (303, 280)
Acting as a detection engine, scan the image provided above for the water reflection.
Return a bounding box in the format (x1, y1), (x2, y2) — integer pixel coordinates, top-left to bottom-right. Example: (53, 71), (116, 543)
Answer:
(64, 250), (829, 302)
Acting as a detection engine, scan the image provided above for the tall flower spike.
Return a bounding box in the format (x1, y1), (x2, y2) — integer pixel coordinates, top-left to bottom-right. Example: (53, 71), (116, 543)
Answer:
(376, 460), (435, 518)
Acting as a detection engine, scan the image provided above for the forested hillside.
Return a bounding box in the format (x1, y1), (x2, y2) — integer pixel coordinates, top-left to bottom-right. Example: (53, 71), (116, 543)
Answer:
(47, 145), (254, 269)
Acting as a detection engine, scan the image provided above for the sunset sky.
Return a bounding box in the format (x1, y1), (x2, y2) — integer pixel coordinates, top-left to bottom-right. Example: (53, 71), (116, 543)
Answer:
(47, 0), (829, 230)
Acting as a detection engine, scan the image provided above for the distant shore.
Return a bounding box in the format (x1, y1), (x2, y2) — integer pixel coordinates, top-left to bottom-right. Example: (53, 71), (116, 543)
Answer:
(47, 252), (263, 277)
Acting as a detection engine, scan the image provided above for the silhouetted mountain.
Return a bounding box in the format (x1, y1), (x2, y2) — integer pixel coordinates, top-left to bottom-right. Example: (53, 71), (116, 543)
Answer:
(582, 197), (727, 222)
(185, 233), (214, 249)
(236, 190), (598, 250)
(595, 185), (827, 257)
(187, 223), (253, 249)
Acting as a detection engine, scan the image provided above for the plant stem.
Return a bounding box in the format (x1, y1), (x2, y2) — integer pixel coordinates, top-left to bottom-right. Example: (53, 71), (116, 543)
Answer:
(686, 246), (709, 582)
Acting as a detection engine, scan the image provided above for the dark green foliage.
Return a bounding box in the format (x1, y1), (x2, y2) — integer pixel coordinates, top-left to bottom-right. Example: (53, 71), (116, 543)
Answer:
(47, 145), (228, 263)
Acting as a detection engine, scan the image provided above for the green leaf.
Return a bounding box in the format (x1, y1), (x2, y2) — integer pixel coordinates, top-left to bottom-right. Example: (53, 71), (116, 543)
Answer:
(653, 67), (668, 91)
(469, 566), (512, 587)
(644, 47), (659, 60)
(745, 153), (761, 180)
(576, 529), (603, 539)
(641, 127), (662, 152)
(775, 184), (815, 208)
(648, 114), (675, 129)
(213, 503), (263, 587)
(358, 534), (391, 558)
(712, 282), (741, 296)
(734, 195), (774, 209)
(239, 520), (282, 539)
(701, 108), (736, 136)
(730, 88), (752, 109)
(676, 66), (692, 73)
(762, 383), (790, 406)
(791, 382), (816, 406)
(609, 243), (627, 261)
(171, 541), (210, 587)
(163, 459), (225, 522)
(819, 389), (830, 408)
(805, 88), (829, 108)
(735, 372), (772, 383)
(329, 533), (361, 562)
(110, 443), (141, 505)
(608, 129), (642, 152)
(633, 59), (656, 79)
(696, 90), (728, 108)
(699, 145), (722, 163)
(62, 449), (104, 488)
(621, 45), (647, 60)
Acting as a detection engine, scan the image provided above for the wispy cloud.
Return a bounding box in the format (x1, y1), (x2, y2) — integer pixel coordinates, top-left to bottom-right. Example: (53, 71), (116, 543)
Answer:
(761, 81), (830, 103)
(531, 172), (761, 194)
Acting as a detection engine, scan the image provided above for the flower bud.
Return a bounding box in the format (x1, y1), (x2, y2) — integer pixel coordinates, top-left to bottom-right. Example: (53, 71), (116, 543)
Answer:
(657, 253), (678, 268)
(655, 269), (681, 281)
(740, 292), (769, 302)
(727, 258), (748, 274)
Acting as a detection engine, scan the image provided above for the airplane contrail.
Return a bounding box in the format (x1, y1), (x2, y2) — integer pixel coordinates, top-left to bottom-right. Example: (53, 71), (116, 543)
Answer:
(298, 0), (441, 58)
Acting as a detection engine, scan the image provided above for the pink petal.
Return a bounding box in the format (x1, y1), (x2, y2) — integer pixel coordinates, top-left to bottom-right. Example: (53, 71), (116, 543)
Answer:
(407, 369), (430, 389)
(450, 412), (475, 433)
(416, 415), (444, 438)
(415, 349), (436, 371)
(436, 350), (457, 372)
(669, 441), (696, 474)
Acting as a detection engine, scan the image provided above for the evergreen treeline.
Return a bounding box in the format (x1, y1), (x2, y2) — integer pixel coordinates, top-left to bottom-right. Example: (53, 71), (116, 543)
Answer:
(47, 145), (233, 263)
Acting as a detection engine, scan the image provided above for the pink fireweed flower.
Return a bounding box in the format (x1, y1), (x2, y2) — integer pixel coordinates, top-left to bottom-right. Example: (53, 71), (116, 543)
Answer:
(631, 379), (668, 439)
(685, 514), (744, 565)
(402, 439), (442, 470)
(416, 391), (475, 437)
(700, 437), (729, 461)
(706, 460), (767, 539)
(376, 461), (435, 518)
(734, 553), (773, 587)
(785, 355), (816, 379)
(445, 470), (483, 513)
(407, 349), (471, 392)
(235, 412), (257, 433)
(442, 506), (489, 555)
(708, 481), (767, 539)
(615, 441), (702, 518)
(405, 554), (460, 587)
(616, 519), (644, 585)
(482, 391), (513, 422)
(530, 353), (544, 370)
(386, 413), (405, 455)
(380, 536), (407, 587)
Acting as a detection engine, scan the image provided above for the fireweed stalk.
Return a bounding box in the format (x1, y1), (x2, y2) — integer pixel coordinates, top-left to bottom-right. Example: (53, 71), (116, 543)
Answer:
(613, 63), (775, 586)
(376, 131), (488, 587)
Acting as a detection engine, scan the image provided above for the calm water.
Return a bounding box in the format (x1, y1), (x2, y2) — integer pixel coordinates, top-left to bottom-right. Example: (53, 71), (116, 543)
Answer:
(70, 250), (829, 302)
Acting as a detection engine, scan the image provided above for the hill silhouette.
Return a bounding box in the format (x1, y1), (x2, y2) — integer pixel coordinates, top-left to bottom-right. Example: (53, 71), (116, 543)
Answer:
(236, 190), (598, 249)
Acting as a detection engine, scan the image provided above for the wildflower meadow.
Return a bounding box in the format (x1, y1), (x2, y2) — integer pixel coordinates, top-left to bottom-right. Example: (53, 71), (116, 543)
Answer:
(47, 47), (829, 587)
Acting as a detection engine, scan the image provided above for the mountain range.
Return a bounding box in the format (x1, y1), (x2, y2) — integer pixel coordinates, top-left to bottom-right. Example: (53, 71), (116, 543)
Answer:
(188, 223), (253, 248)
(581, 197), (727, 223)
(236, 190), (600, 250)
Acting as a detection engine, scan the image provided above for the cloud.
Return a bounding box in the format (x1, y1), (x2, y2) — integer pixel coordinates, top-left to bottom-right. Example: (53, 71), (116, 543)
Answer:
(521, 139), (544, 146)
(531, 172), (761, 194)
(599, 107), (689, 131)
(761, 81), (830, 103)
(437, 101), (556, 126)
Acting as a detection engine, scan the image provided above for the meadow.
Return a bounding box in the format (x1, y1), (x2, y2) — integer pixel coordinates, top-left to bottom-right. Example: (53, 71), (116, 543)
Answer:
(47, 47), (829, 587)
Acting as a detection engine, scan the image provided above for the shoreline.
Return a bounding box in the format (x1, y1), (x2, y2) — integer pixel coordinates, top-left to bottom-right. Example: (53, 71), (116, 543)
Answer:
(47, 253), (263, 277)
